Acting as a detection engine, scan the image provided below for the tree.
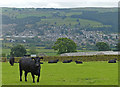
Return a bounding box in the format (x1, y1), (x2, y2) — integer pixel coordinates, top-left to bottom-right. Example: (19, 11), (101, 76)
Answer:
(96, 42), (111, 51)
(115, 43), (120, 51)
(10, 44), (27, 57)
(52, 38), (77, 54)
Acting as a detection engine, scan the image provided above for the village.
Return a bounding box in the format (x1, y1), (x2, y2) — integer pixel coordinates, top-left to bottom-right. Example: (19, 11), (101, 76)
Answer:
(1, 28), (118, 47)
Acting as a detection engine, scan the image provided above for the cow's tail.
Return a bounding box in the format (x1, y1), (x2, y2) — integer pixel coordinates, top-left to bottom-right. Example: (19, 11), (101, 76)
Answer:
(9, 57), (15, 66)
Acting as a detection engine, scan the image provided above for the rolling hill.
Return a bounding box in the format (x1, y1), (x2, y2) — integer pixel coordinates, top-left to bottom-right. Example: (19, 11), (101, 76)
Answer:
(1, 7), (118, 50)
(2, 7), (118, 34)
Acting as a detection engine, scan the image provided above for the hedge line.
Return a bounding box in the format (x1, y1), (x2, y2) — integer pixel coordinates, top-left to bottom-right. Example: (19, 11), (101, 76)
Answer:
(1, 55), (119, 62)
(42, 55), (119, 62)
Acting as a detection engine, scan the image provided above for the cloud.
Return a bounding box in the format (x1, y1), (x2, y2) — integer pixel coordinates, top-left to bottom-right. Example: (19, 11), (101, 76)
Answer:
(45, 3), (62, 8)
(0, 0), (119, 8)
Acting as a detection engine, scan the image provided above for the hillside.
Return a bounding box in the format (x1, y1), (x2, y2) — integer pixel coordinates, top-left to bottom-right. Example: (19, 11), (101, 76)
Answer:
(2, 7), (118, 50)
(2, 7), (118, 33)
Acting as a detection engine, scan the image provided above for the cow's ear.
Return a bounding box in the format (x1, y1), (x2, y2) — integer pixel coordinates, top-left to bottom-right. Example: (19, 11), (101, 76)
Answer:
(40, 57), (43, 59)
(31, 57), (35, 60)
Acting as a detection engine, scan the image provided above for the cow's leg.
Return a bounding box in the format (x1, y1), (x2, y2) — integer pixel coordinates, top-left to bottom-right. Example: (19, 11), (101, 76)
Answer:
(31, 73), (35, 83)
(20, 69), (22, 81)
(25, 72), (28, 82)
(37, 69), (40, 82)
(37, 74), (40, 82)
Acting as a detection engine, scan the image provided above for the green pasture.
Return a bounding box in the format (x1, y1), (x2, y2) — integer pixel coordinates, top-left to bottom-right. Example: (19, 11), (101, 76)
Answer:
(2, 48), (58, 56)
(17, 12), (52, 19)
(2, 61), (118, 85)
(2, 48), (94, 56)
(2, 49), (10, 56)
(40, 17), (102, 27)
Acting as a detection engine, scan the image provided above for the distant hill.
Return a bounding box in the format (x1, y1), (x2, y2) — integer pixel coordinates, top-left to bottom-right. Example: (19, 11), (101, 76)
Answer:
(2, 7), (118, 35)
(2, 7), (118, 50)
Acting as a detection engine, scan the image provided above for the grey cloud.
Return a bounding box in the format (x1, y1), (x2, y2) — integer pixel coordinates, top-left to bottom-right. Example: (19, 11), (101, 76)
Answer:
(0, 0), (118, 8)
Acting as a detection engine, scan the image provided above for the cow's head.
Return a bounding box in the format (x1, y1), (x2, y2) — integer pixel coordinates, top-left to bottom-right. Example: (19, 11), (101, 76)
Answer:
(32, 57), (43, 67)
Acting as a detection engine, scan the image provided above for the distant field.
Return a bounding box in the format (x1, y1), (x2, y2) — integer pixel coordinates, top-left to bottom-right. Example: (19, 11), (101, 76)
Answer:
(3, 7), (112, 29)
(2, 61), (118, 85)
(2, 48), (94, 56)
(2, 48), (58, 56)
(40, 17), (102, 27)
(2, 49), (10, 56)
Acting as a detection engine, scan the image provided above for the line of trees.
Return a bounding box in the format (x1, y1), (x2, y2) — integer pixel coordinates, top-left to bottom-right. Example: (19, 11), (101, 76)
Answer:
(8, 38), (119, 57)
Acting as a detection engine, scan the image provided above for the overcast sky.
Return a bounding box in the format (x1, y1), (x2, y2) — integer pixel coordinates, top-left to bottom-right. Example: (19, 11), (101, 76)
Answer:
(0, 0), (119, 8)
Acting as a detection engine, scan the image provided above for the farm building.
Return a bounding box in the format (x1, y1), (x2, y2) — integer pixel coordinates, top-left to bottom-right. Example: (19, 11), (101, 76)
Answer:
(60, 51), (119, 56)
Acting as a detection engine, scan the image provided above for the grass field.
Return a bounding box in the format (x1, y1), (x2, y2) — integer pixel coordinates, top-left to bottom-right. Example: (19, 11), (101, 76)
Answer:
(40, 17), (102, 27)
(2, 61), (118, 85)
(2, 48), (94, 56)
(2, 48), (58, 56)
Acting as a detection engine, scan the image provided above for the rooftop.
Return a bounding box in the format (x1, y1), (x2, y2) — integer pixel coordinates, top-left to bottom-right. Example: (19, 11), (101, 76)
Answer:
(60, 51), (119, 56)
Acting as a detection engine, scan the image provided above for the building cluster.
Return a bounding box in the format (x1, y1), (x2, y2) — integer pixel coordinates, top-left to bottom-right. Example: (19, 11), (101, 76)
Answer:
(1, 26), (118, 46)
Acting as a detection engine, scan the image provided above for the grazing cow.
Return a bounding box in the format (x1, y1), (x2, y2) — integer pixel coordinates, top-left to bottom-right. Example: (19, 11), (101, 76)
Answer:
(24, 55), (31, 57)
(108, 59), (117, 63)
(40, 62), (43, 64)
(48, 59), (59, 63)
(75, 60), (83, 64)
(9, 56), (43, 83)
(9, 57), (14, 66)
(63, 60), (72, 63)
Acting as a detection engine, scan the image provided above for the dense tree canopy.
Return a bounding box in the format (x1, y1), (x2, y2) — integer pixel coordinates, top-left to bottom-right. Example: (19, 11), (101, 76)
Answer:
(52, 38), (77, 54)
(10, 44), (27, 57)
(96, 42), (111, 51)
(115, 43), (120, 51)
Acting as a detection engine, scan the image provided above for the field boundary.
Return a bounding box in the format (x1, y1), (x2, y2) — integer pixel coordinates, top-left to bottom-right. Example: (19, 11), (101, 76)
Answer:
(1, 55), (119, 62)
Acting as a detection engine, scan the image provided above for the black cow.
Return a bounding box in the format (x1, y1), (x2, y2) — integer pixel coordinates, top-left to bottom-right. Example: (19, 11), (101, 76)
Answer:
(9, 57), (14, 66)
(48, 59), (59, 63)
(108, 59), (117, 63)
(40, 62), (43, 64)
(24, 55), (31, 57)
(9, 57), (43, 83)
(63, 60), (72, 63)
(75, 60), (83, 64)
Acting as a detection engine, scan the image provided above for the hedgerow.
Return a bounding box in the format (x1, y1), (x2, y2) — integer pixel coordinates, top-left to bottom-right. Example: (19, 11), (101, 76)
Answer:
(1, 55), (119, 62)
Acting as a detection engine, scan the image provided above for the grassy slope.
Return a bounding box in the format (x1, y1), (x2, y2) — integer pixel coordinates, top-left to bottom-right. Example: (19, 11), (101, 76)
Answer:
(3, 8), (109, 28)
(40, 17), (102, 27)
(2, 61), (118, 85)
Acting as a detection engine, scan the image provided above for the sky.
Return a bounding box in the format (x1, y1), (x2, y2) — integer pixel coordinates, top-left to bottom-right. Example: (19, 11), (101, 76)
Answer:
(0, 0), (119, 8)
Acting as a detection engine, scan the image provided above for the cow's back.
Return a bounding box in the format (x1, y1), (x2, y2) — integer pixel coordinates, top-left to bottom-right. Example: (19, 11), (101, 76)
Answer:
(19, 58), (35, 72)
